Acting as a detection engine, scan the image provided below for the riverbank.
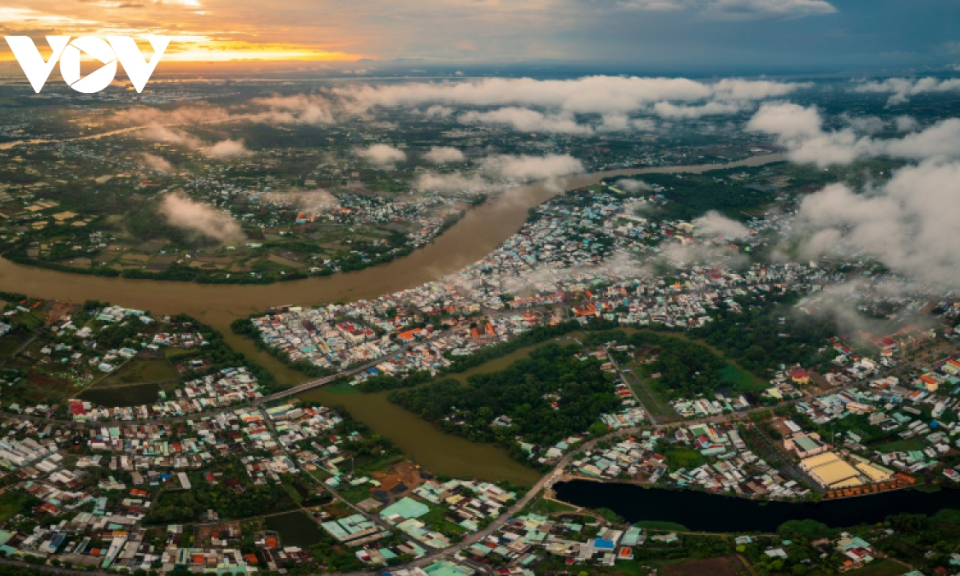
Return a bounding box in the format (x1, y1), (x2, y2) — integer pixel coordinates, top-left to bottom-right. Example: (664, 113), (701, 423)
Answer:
(0, 155), (783, 483)
(0, 155), (786, 330)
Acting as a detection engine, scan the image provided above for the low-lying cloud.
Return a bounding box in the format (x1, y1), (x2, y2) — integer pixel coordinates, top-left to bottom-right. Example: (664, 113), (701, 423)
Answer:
(479, 154), (584, 180)
(141, 153), (172, 173)
(423, 146), (465, 164)
(250, 94), (335, 124)
(855, 77), (960, 106)
(159, 192), (244, 244)
(693, 210), (750, 239)
(785, 159), (960, 287)
(337, 76), (805, 114)
(747, 102), (960, 166)
(417, 153), (584, 195)
(142, 123), (203, 150)
(614, 178), (653, 193)
(260, 188), (340, 213)
(357, 144), (406, 168)
(205, 139), (248, 158)
(461, 107), (594, 135)
(140, 124), (248, 159)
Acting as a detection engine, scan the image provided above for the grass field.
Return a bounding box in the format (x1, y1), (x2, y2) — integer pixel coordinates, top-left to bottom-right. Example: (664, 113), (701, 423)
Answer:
(873, 437), (927, 453)
(420, 504), (467, 534)
(719, 364), (766, 392)
(0, 491), (32, 523)
(633, 520), (689, 531)
(527, 496), (577, 516)
(97, 358), (178, 387)
(322, 379), (360, 395)
(664, 447), (707, 471)
(624, 364), (678, 421)
(0, 336), (25, 357)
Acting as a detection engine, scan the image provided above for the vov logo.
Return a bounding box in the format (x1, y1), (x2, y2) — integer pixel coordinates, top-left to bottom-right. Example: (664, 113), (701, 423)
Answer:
(3, 36), (171, 94)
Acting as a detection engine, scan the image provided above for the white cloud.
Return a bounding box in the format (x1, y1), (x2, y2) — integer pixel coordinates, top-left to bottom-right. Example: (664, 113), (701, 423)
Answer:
(652, 100), (746, 118)
(139, 122), (247, 159)
(609, 0), (836, 19)
(142, 123), (204, 150)
(619, 0), (687, 11)
(855, 77), (960, 106)
(423, 146), (465, 164)
(693, 210), (750, 238)
(113, 104), (232, 128)
(424, 105), (455, 118)
(259, 189), (340, 213)
(840, 113), (885, 135)
(746, 102), (823, 139)
(357, 144), (406, 168)
(786, 160), (960, 287)
(460, 107), (594, 135)
(250, 94), (334, 124)
(894, 115), (918, 132)
(660, 242), (749, 268)
(205, 139), (248, 158)
(141, 153), (173, 173)
(417, 153), (584, 195)
(415, 173), (505, 195)
(334, 75), (806, 116)
(614, 178), (653, 193)
(159, 192), (244, 243)
(702, 0), (837, 20)
(747, 102), (960, 166)
(479, 154), (584, 180)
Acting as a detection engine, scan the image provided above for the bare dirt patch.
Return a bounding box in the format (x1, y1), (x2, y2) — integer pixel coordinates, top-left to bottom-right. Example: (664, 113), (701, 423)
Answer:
(661, 555), (751, 576)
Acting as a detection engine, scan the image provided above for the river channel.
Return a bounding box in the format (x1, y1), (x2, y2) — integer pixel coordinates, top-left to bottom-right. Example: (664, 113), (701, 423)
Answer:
(553, 480), (960, 532)
(0, 154), (783, 483)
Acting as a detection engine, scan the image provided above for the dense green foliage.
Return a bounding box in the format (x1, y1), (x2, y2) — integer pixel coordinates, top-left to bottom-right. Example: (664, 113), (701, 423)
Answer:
(144, 460), (293, 524)
(356, 370), (432, 392)
(629, 332), (727, 398)
(390, 343), (620, 463)
(440, 321), (584, 373)
(615, 166), (783, 221)
(689, 292), (836, 376)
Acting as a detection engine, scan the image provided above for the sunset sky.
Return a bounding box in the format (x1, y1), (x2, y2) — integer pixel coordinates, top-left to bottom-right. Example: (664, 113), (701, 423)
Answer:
(0, 0), (958, 72)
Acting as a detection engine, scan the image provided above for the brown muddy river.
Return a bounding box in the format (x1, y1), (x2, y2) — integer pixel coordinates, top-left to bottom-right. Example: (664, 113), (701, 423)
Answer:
(0, 154), (782, 484)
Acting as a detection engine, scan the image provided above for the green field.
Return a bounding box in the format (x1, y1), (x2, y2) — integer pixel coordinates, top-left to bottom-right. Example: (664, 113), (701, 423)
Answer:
(322, 379), (360, 395)
(664, 447), (706, 471)
(0, 336), (24, 357)
(633, 520), (689, 531)
(873, 437), (927, 453)
(625, 367), (678, 420)
(527, 496), (577, 516)
(719, 364), (766, 392)
(0, 491), (33, 523)
(97, 358), (178, 387)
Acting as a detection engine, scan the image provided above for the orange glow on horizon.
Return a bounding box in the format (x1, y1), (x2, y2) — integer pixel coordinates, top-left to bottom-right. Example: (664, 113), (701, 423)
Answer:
(0, 7), (366, 64)
(0, 38), (365, 63)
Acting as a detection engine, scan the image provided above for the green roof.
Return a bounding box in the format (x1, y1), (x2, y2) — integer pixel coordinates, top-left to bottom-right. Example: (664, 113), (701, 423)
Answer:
(381, 497), (429, 520)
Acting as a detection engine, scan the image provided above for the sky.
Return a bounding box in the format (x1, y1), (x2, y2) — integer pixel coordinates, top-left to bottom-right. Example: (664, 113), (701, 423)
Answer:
(0, 0), (958, 73)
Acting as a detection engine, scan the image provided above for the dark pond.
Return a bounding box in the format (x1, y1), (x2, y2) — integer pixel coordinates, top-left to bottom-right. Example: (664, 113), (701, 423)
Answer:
(264, 511), (323, 547)
(76, 382), (159, 408)
(553, 480), (960, 533)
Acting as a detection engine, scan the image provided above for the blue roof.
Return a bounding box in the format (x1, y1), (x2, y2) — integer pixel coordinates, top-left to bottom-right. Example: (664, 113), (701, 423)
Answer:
(594, 538), (615, 550)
